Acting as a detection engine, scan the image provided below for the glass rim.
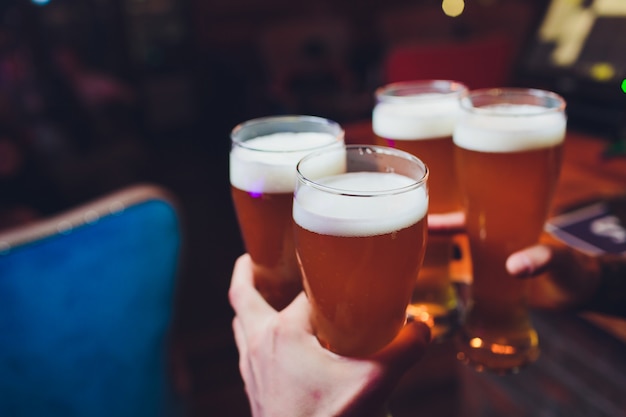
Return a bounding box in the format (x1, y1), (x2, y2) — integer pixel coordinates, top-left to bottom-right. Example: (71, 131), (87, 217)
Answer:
(296, 144), (429, 197)
(230, 114), (345, 153)
(460, 87), (566, 116)
(375, 80), (468, 103)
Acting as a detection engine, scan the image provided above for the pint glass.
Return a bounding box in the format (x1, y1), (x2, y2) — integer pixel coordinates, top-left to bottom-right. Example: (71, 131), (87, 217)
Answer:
(373, 80), (467, 339)
(230, 115), (344, 310)
(294, 145), (429, 358)
(453, 88), (566, 372)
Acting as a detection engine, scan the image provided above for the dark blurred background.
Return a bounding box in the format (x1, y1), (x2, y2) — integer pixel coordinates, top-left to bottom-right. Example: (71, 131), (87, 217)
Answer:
(1, 0), (624, 414)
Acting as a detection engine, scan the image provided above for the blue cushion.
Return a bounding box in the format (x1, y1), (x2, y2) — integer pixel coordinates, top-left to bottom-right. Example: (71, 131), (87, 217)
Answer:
(0, 196), (182, 417)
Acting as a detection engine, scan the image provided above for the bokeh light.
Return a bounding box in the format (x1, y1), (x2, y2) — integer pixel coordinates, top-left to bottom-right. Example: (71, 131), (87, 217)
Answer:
(442, 0), (465, 17)
(590, 62), (615, 82)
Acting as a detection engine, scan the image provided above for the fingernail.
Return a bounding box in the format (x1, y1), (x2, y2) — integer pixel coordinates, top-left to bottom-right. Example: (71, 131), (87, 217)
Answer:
(507, 254), (533, 278)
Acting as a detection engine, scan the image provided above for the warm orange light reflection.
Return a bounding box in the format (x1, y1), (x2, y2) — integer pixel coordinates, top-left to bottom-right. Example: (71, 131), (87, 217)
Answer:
(469, 337), (483, 348)
(468, 338), (516, 355)
(490, 343), (516, 355)
(406, 305), (435, 329)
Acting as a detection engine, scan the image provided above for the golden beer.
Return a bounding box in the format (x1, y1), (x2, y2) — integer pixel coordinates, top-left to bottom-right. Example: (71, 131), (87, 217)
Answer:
(453, 88), (566, 372)
(294, 146), (429, 357)
(375, 135), (459, 213)
(230, 116), (344, 310)
(230, 188), (300, 308)
(373, 80), (467, 339)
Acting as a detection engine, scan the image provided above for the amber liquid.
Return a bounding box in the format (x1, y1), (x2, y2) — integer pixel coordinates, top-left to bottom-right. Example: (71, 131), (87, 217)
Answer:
(375, 135), (461, 213)
(376, 134), (460, 338)
(455, 143), (563, 372)
(295, 219), (427, 357)
(231, 186), (302, 310)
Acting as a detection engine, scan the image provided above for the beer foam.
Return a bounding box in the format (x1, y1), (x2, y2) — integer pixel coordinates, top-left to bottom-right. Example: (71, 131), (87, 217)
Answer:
(453, 104), (566, 152)
(293, 172), (428, 237)
(230, 132), (341, 193)
(372, 96), (460, 140)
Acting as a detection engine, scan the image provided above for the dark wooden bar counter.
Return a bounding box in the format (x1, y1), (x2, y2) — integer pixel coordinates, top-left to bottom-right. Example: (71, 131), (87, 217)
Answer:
(179, 125), (626, 417)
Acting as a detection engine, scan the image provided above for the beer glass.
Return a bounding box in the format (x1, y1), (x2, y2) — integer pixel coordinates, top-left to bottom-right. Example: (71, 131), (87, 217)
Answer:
(293, 145), (429, 358)
(453, 88), (566, 373)
(230, 115), (344, 310)
(373, 80), (467, 339)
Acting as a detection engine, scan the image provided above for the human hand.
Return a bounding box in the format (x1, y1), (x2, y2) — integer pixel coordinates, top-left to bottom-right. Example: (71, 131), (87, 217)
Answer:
(506, 243), (602, 311)
(228, 254), (431, 417)
(427, 211), (465, 235)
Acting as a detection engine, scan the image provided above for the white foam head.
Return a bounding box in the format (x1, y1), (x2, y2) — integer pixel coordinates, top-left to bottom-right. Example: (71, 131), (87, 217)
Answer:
(453, 104), (566, 152)
(293, 172), (429, 237)
(373, 92), (462, 140)
(230, 132), (342, 193)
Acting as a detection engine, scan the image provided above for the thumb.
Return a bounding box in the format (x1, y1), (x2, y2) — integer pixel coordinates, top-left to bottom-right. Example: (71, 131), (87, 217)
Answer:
(506, 244), (553, 278)
(370, 320), (431, 373)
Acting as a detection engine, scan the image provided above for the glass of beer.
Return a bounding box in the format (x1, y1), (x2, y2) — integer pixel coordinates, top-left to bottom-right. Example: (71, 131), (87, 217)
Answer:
(293, 145), (429, 358)
(453, 88), (566, 373)
(373, 80), (467, 339)
(230, 115), (344, 310)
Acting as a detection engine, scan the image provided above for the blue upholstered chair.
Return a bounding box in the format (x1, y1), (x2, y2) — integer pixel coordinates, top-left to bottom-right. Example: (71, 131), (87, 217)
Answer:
(0, 184), (184, 417)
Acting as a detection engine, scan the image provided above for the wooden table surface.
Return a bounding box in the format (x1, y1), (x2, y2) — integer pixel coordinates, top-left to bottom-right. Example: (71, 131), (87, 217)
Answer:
(179, 125), (626, 417)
